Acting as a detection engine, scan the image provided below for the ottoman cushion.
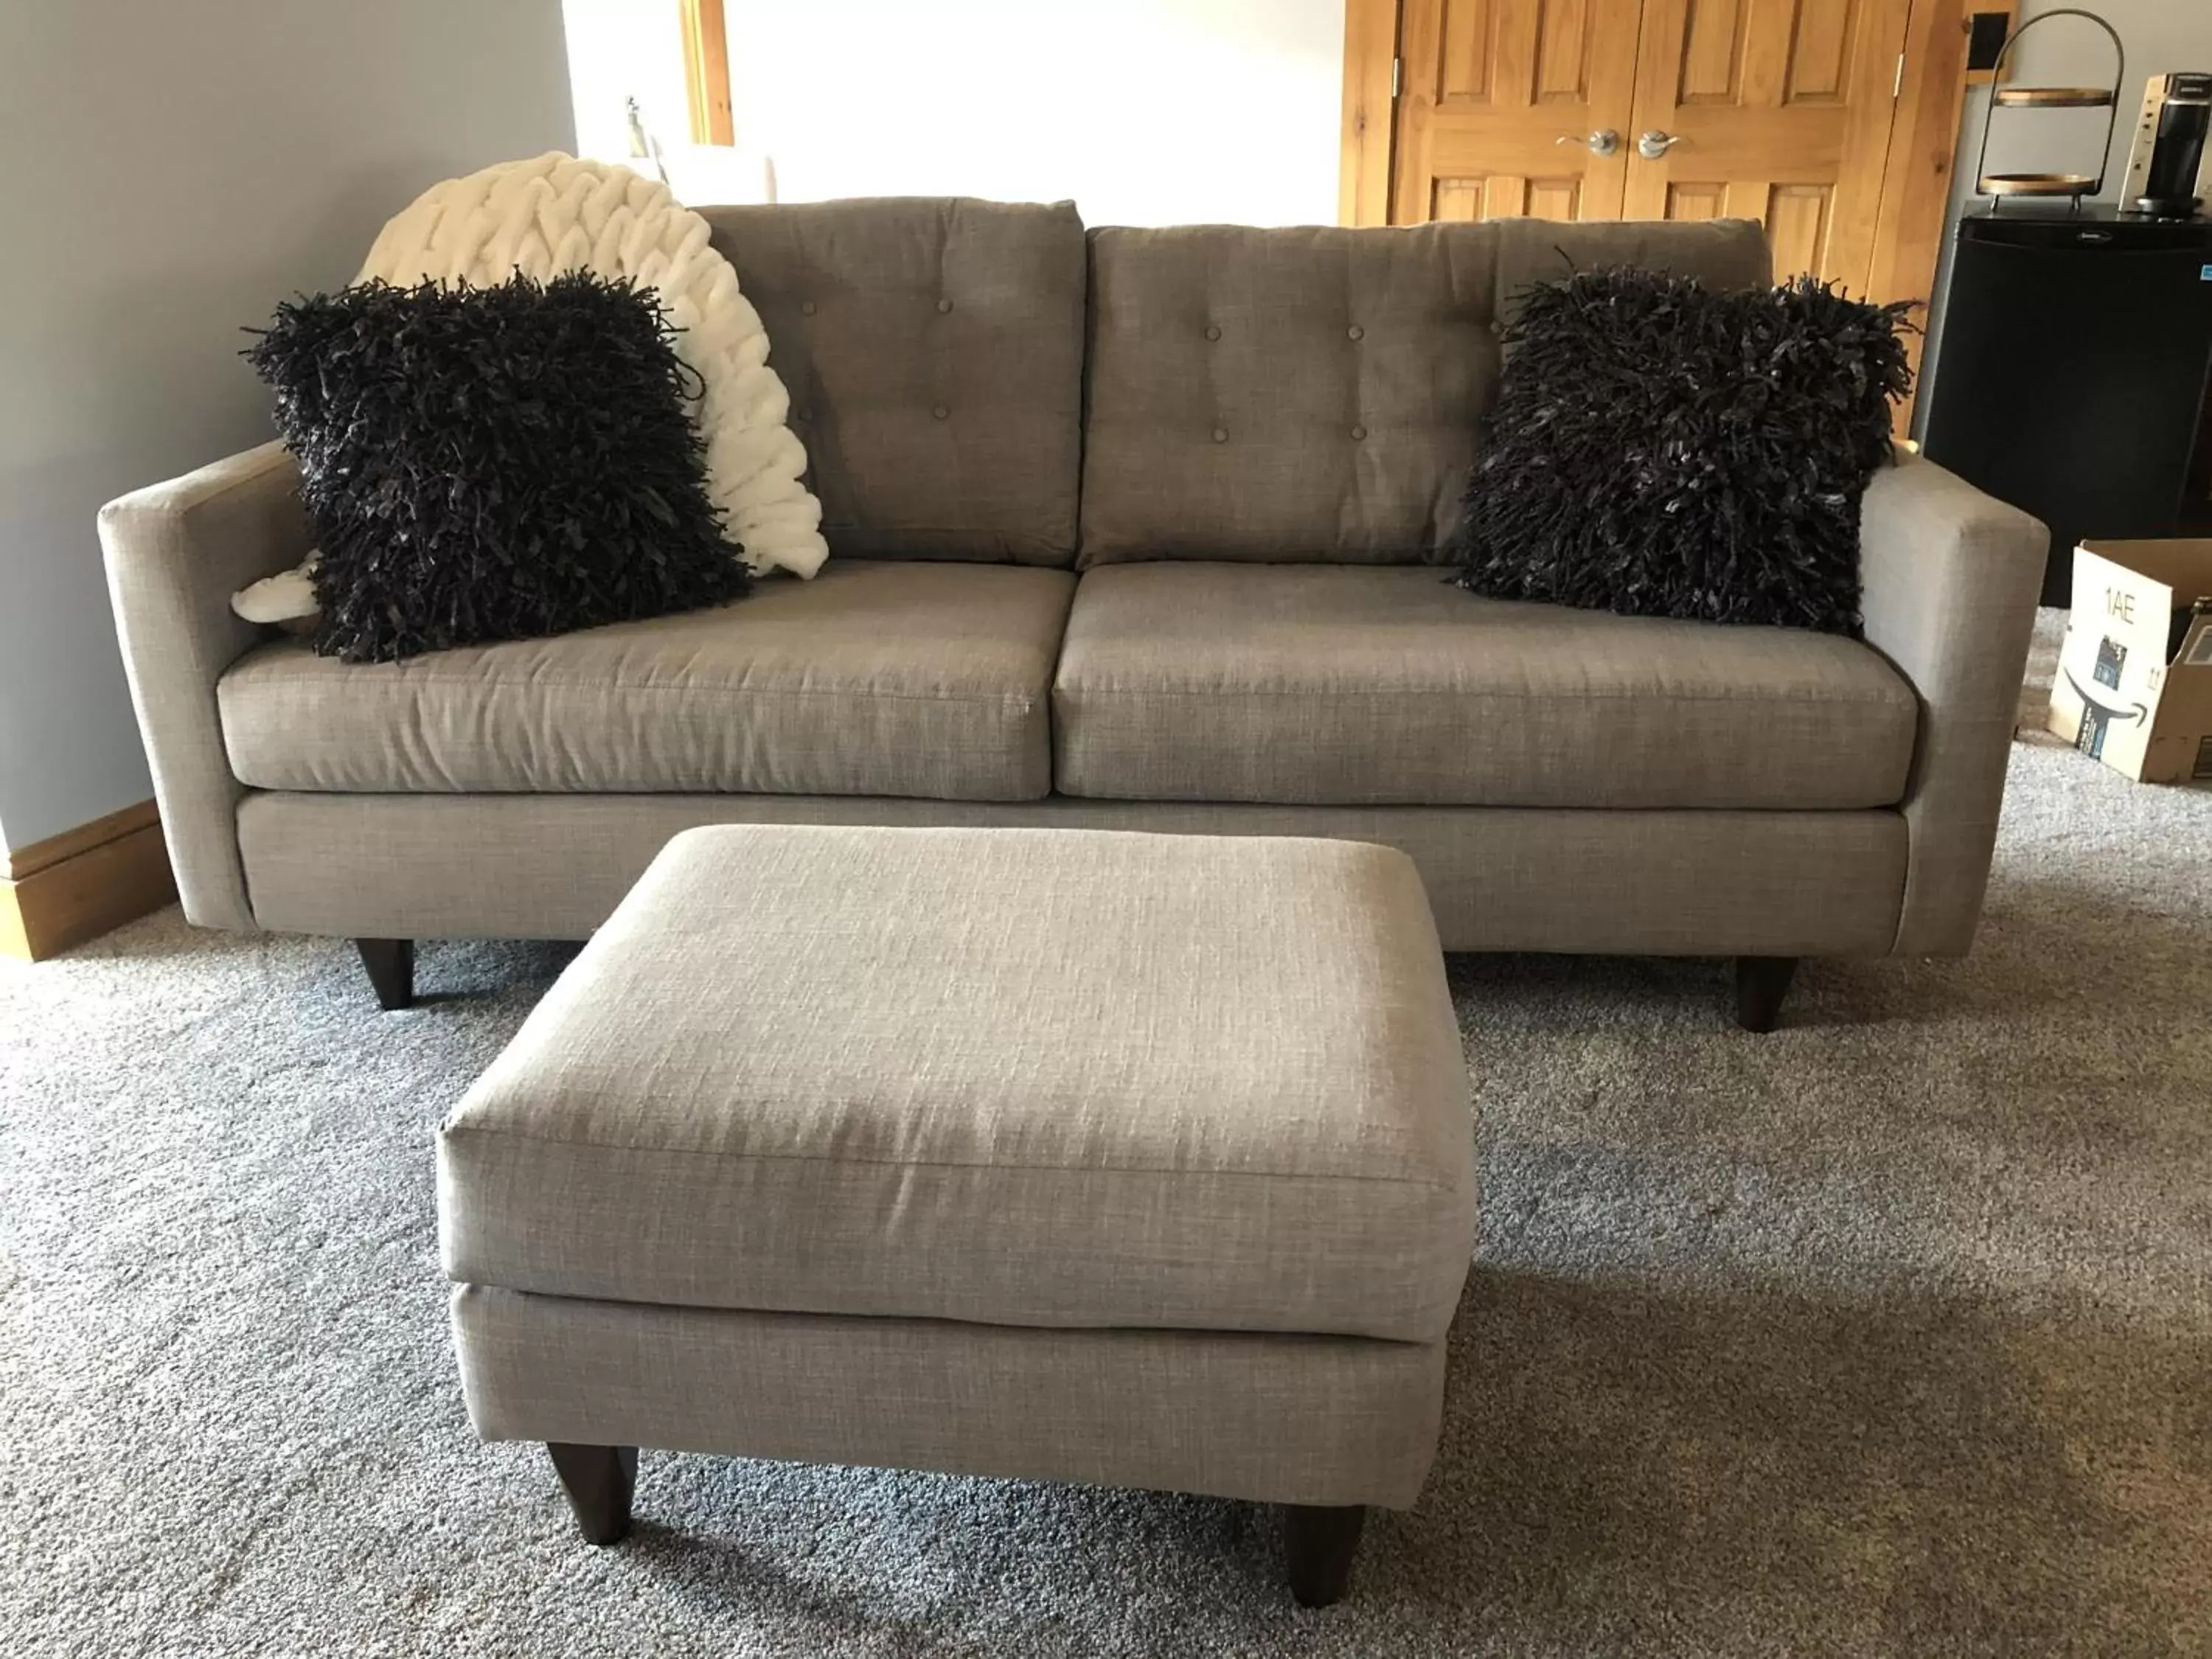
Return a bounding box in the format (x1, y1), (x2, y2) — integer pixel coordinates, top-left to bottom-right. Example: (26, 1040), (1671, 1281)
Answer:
(439, 825), (1475, 1343)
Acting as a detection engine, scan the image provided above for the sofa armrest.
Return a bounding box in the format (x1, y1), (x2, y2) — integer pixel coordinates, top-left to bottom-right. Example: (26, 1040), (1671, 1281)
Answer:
(1858, 454), (2047, 956)
(98, 441), (307, 932)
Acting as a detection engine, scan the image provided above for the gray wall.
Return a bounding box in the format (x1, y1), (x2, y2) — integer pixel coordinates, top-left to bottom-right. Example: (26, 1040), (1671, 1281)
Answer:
(0, 1), (574, 851)
(1918, 0), (2212, 429)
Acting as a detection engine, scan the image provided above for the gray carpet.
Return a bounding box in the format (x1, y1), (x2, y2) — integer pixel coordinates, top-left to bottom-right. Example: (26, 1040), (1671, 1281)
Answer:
(4, 615), (2209, 1656)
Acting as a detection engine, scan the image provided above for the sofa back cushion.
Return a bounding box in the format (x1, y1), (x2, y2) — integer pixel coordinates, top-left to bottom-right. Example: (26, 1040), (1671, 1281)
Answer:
(703, 198), (1087, 566)
(1078, 217), (1772, 567)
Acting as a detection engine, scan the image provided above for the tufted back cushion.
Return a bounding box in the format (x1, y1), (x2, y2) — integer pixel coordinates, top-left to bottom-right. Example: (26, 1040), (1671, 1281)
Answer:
(1078, 216), (1772, 567)
(703, 198), (1086, 566)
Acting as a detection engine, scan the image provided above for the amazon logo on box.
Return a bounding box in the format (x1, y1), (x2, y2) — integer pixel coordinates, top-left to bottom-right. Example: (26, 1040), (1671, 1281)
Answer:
(2047, 539), (2212, 785)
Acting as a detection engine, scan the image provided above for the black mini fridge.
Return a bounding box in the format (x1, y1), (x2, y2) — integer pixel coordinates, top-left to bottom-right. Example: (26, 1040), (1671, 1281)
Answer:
(1920, 206), (2212, 605)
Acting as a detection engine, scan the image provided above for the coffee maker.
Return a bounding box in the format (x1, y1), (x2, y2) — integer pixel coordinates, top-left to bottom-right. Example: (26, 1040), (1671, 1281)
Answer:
(2121, 72), (2212, 219)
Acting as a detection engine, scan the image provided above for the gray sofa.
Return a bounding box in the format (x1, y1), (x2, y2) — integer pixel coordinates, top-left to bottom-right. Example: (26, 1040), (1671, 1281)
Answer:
(99, 198), (2047, 1027)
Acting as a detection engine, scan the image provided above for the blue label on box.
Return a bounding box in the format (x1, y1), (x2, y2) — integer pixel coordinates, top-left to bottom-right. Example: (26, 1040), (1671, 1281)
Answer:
(2202, 263), (2212, 280)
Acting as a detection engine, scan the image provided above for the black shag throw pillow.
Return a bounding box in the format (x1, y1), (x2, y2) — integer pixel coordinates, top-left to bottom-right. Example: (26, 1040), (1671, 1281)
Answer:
(1450, 270), (1912, 635)
(246, 271), (748, 663)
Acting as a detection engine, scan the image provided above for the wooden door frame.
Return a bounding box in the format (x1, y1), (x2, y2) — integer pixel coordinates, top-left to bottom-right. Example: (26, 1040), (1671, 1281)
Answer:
(1341, 0), (1401, 225)
(680, 0), (735, 146)
(1870, 0), (1986, 429)
(1338, 0), (1978, 355)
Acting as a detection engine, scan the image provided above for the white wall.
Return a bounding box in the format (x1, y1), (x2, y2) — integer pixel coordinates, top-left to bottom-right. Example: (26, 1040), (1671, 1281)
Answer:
(562, 0), (693, 166)
(0, 1), (575, 852)
(563, 0), (1346, 226)
(1919, 0), (2212, 425)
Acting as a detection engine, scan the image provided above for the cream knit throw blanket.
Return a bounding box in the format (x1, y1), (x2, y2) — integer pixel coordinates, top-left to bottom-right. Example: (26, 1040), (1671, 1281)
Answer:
(234, 153), (826, 623)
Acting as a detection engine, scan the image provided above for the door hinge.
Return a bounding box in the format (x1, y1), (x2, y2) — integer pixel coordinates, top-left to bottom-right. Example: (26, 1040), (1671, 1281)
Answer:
(1893, 52), (1905, 98)
(1391, 56), (1402, 100)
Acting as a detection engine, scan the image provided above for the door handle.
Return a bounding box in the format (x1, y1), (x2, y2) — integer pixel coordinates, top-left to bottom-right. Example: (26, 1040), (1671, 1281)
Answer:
(1557, 129), (1620, 156)
(1638, 130), (1684, 160)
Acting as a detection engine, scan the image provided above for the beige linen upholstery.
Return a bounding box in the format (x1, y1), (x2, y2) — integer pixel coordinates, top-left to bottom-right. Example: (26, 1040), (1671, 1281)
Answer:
(1487, 216), (1773, 322)
(453, 1287), (1447, 1509)
(700, 198), (1086, 566)
(439, 827), (1476, 1342)
(97, 440), (308, 932)
(237, 793), (1906, 956)
(1053, 564), (1917, 809)
(444, 825), (1472, 1510)
(218, 562), (1072, 801)
(97, 202), (2036, 968)
(1858, 456), (2049, 953)
(1078, 217), (1769, 565)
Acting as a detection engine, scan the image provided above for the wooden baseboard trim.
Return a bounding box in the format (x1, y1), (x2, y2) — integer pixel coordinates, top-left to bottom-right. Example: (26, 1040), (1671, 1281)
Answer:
(1, 802), (177, 962)
(3, 799), (162, 880)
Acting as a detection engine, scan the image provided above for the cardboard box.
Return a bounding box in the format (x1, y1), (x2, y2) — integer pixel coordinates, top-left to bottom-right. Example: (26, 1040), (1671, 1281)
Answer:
(2047, 539), (2212, 784)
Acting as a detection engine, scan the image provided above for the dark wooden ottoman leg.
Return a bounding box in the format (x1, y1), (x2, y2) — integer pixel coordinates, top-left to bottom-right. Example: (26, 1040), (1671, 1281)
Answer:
(1733, 955), (1799, 1033)
(355, 937), (415, 1011)
(546, 1443), (638, 1545)
(1281, 1503), (1366, 1607)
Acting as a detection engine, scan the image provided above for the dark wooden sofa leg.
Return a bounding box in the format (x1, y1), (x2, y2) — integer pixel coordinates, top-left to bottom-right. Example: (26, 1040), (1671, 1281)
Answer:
(1281, 1503), (1366, 1607)
(1733, 956), (1799, 1033)
(355, 938), (414, 1011)
(546, 1443), (638, 1545)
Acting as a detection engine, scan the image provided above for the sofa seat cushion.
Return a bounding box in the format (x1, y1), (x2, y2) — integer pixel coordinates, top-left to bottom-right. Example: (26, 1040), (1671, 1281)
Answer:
(1053, 564), (1919, 810)
(219, 561), (1074, 801)
(437, 825), (1477, 1342)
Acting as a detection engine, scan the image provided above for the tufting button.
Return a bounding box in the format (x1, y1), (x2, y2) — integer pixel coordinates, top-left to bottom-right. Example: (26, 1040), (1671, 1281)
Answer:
(936, 298), (953, 313)
(796, 406), (813, 423)
(1204, 324), (1221, 341)
(1211, 427), (1228, 443)
(1347, 324), (1364, 341)
(1350, 424), (1368, 441)
(933, 405), (949, 420)
(1489, 319), (1503, 336)
(800, 300), (817, 316)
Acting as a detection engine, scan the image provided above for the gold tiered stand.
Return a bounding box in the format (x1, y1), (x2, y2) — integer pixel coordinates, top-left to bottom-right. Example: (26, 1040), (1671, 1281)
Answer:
(1972, 9), (2124, 206)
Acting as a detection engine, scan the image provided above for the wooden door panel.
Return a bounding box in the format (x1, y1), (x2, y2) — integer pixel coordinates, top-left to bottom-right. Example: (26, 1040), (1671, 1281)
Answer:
(1357, 0), (1967, 422)
(1624, 0), (1910, 288)
(1526, 176), (1584, 217)
(1382, 0), (1919, 299)
(1394, 0), (1645, 224)
(1430, 174), (1587, 220)
(1663, 181), (1728, 218)
(1658, 172), (1844, 284)
(1648, 114), (1846, 179)
(1764, 184), (1834, 275)
(1787, 0), (1861, 100)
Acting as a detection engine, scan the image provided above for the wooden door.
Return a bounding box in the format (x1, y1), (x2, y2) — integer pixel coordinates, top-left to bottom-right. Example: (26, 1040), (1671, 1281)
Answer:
(1391, 0), (1648, 225)
(1618, 0), (1913, 290)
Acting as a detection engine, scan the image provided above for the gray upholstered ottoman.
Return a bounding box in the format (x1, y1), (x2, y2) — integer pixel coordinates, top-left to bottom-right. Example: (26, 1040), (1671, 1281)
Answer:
(437, 825), (1476, 1604)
